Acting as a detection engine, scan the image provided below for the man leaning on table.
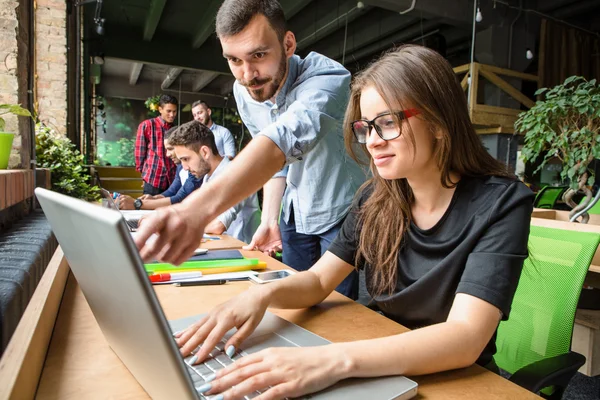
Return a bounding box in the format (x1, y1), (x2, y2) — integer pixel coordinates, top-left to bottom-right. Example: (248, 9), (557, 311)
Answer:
(169, 120), (260, 244)
(134, 0), (365, 299)
(118, 127), (203, 211)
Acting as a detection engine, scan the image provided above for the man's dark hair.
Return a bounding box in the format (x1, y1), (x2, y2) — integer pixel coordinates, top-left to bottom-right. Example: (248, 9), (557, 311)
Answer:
(191, 100), (210, 110)
(168, 120), (219, 155)
(158, 94), (178, 107)
(164, 126), (178, 141)
(216, 0), (286, 41)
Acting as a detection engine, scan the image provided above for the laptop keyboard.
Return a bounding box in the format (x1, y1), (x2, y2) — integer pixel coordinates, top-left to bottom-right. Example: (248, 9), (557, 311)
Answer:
(124, 219), (138, 231)
(184, 338), (265, 400)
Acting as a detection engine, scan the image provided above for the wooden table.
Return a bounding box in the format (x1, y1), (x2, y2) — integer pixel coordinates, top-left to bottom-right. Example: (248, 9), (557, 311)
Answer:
(201, 234), (247, 250)
(35, 250), (540, 400)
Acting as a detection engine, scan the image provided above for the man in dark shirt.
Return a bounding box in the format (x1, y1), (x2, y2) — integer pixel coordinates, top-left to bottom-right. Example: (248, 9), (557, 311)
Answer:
(135, 94), (178, 195)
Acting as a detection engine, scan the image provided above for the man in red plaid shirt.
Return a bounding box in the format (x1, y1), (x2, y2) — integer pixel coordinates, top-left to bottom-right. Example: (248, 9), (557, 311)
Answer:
(135, 94), (178, 195)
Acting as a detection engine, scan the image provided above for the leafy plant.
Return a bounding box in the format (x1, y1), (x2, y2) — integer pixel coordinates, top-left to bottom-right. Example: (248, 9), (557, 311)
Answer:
(0, 103), (33, 132)
(517, 76), (600, 221)
(116, 137), (135, 166)
(36, 124), (100, 201)
(144, 95), (160, 118)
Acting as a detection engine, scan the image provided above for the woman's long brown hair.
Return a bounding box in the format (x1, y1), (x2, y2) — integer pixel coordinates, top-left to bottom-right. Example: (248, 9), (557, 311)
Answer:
(343, 45), (512, 297)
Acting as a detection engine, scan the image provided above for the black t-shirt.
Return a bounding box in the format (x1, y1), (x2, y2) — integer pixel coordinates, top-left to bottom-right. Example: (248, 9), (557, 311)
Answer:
(328, 175), (535, 366)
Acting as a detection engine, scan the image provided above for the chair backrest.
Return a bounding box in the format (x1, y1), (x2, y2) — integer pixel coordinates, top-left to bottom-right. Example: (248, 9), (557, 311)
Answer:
(494, 225), (600, 374)
(534, 186), (567, 209)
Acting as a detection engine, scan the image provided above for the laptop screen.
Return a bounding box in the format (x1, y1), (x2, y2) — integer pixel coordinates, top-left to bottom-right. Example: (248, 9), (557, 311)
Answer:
(100, 188), (119, 211)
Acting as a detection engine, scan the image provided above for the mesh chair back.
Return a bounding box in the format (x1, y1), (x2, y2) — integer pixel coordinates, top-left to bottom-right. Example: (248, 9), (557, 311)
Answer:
(494, 226), (600, 374)
(534, 186), (566, 209)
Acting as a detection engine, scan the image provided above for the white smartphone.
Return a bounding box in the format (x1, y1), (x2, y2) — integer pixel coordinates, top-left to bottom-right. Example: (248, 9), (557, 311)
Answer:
(248, 269), (295, 284)
(193, 248), (208, 255)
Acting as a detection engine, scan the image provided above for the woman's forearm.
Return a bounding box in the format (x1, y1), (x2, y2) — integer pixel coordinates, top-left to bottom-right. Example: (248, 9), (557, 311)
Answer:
(335, 321), (487, 378)
(260, 252), (355, 310)
(261, 270), (333, 309)
(331, 295), (501, 378)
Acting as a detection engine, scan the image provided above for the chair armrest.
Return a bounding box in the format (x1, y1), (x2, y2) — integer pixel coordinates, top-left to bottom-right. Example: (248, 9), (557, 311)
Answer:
(509, 351), (585, 394)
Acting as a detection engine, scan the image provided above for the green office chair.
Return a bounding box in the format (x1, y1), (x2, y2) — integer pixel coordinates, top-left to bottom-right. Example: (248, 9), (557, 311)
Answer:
(494, 226), (600, 399)
(533, 186), (567, 208)
(534, 186), (567, 209)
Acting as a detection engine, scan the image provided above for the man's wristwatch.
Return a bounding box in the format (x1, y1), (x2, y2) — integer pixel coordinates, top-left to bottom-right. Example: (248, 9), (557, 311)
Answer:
(134, 199), (143, 210)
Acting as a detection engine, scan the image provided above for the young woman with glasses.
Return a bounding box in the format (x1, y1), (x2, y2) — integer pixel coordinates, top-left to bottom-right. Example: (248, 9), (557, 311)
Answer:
(175, 45), (534, 400)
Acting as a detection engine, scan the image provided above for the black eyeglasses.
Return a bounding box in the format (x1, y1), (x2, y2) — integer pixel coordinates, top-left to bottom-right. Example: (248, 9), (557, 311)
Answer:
(350, 109), (421, 144)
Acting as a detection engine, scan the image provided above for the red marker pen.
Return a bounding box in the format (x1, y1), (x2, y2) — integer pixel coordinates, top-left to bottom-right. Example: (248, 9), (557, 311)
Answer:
(149, 272), (203, 283)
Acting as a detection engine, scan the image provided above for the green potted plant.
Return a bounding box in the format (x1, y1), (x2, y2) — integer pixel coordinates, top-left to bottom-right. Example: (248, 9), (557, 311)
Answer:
(518, 76), (600, 223)
(0, 104), (32, 169)
(35, 124), (100, 201)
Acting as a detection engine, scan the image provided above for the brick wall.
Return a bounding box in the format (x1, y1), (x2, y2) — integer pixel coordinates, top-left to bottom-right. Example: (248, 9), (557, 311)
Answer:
(0, 0), (63, 169)
(35, 0), (67, 135)
(0, 1), (20, 168)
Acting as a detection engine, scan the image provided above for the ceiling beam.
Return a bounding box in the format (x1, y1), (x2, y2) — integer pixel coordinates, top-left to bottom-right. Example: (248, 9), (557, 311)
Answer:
(280, 0), (313, 20)
(143, 0), (167, 41)
(364, 0), (471, 26)
(192, 0), (224, 49)
(193, 71), (220, 92)
(97, 76), (227, 104)
(305, 8), (416, 61)
(161, 68), (183, 90)
(129, 62), (144, 86)
(295, 1), (369, 51)
(102, 27), (231, 74)
(341, 19), (442, 64)
(220, 79), (235, 96)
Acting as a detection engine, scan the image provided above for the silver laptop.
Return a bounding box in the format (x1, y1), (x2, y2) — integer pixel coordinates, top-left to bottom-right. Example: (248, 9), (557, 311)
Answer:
(36, 188), (418, 400)
(99, 187), (141, 231)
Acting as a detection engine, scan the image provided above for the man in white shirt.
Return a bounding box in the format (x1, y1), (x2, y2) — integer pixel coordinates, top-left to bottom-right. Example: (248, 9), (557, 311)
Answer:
(168, 120), (260, 243)
(191, 100), (236, 160)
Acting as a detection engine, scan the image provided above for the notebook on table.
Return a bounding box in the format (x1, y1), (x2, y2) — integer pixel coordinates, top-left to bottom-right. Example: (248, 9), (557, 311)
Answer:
(147, 249), (245, 264)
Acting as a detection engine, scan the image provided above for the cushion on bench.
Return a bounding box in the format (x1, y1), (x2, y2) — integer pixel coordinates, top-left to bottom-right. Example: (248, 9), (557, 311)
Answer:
(0, 210), (57, 355)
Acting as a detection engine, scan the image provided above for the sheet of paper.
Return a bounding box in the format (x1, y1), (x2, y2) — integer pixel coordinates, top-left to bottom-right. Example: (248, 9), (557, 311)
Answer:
(121, 210), (154, 220)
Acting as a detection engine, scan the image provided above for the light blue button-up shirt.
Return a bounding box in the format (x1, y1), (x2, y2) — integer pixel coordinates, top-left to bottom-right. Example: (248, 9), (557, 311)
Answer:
(234, 52), (367, 235)
(209, 123), (236, 159)
(205, 157), (261, 243)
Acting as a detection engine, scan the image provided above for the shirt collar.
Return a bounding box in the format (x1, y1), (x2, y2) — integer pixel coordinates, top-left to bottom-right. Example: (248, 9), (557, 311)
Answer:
(274, 54), (299, 107)
(156, 116), (172, 128)
(204, 157), (229, 184)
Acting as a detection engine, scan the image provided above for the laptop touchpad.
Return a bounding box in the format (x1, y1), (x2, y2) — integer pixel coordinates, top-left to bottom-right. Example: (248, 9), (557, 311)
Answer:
(239, 333), (298, 355)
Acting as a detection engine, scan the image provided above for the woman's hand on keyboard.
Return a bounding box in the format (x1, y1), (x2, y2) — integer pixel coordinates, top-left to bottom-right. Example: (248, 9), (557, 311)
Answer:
(175, 286), (269, 363)
(201, 344), (352, 400)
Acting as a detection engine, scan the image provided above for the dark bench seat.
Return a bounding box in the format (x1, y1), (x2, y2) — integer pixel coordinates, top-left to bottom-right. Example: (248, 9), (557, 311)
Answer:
(0, 210), (57, 355)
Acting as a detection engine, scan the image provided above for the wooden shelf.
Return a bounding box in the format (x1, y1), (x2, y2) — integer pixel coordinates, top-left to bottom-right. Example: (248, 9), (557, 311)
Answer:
(454, 62), (538, 134)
